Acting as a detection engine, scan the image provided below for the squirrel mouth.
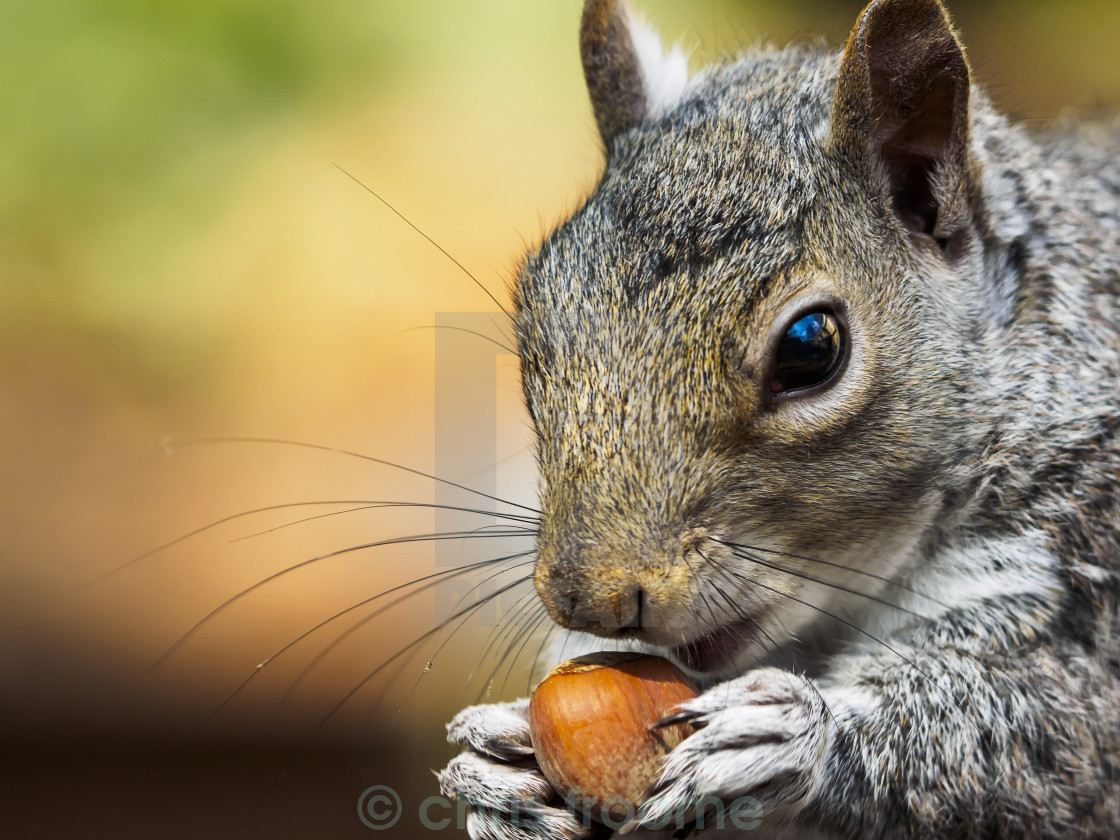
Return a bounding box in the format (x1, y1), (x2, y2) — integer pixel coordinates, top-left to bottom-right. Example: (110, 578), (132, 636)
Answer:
(670, 617), (759, 674)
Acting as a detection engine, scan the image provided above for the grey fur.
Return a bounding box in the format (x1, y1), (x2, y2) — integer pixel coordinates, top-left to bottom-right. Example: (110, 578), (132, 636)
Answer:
(438, 0), (1120, 836)
(633, 668), (832, 828)
(447, 698), (536, 760)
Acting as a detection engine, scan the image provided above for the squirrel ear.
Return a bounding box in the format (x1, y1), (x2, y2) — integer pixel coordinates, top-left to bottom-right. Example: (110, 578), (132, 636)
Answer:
(831, 0), (972, 242)
(580, 0), (689, 148)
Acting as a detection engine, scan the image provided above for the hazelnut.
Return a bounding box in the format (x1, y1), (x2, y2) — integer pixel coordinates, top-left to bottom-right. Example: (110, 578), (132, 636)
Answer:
(528, 652), (698, 824)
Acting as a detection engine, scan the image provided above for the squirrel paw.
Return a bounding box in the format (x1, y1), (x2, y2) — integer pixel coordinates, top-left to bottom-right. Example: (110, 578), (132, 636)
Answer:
(439, 700), (593, 840)
(447, 698), (538, 760)
(627, 667), (832, 833)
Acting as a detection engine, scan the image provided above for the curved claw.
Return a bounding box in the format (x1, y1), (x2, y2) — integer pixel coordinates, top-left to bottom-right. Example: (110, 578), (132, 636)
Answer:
(650, 708), (707, 730)
(512, 799), (555, 819)
(485, 737), (536, 759)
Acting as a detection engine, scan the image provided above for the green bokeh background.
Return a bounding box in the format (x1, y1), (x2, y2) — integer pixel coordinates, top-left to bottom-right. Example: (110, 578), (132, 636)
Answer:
(2, 1), (1117, 838)
(4, 0), (1120, 389)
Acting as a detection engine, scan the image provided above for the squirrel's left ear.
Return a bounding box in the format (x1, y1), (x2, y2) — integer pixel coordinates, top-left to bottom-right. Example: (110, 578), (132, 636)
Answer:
(580, 0), (689, 149)
(830, 0), (973, 244)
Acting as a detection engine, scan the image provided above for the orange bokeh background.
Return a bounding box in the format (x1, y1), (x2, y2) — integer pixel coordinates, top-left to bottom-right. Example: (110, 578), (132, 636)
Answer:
(2, 1), (1118, 837)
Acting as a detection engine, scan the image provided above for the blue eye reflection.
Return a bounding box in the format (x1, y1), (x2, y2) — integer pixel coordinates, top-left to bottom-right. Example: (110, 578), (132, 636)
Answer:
(771, 310), (843, 395)
(787, 313), (825, 344)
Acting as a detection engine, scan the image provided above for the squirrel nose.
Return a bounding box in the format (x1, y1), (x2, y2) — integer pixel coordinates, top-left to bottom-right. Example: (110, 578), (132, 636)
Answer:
(558, 582), (645, 636)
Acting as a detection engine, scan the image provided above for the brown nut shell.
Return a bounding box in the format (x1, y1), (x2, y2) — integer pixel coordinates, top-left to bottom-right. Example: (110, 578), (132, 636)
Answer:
(528, 652), (698, 823)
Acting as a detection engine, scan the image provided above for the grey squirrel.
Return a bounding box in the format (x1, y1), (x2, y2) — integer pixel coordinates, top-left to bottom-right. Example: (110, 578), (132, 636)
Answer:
(438, 0), (1120, 837)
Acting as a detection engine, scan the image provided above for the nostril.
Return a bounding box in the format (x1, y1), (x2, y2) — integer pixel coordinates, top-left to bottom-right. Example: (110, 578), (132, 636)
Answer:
(551, 593), (577, 629)
(538, 563), (651, 637)
(562, 583), (645, 636)
(615, 584), (643, 630)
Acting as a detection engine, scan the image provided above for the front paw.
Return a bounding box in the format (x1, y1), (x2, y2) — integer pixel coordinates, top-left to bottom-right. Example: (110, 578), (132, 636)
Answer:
(631, 668), (832, 833)
(440, 699), (593, 840)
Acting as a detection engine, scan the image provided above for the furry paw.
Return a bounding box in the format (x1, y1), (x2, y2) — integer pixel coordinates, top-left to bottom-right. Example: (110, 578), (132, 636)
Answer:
(447, 699), (537, 760)
(439, 699), (593, 840)
(627, 668), (833, 833)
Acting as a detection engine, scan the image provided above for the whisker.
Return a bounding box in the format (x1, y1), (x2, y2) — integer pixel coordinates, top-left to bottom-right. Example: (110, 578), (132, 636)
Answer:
(333, 164), (514, 319)
(724, 545), (934, 621)
(496, 606), (553, 700)
(471, 591), (547, 701)
(366, 556), (538, 716)
(314, 576), (536, 732)
(93, 495), (537, 587)
(685, 551), (755, 676)
(697, 549), (840, 730)
(716, 565), (975, 728)
(400, 324), (518, 356)
(141, 553), (527, 775)
(389, 574), (539, 724)
(284, 553), (537, 703)
(166, 436), (541, 514)
(716, 538), (948, 609)
(87, 500), (370, 586)
(280, 547), (533, 705)
(526, 616), (562, 693)
(551, 624), (584, 667)
(235, 574), (535, 819)
(691, 549), (801, 698)
(231, 502), (538, 542)
(473, 587), (540, 673)
(150, 529), (533, 671)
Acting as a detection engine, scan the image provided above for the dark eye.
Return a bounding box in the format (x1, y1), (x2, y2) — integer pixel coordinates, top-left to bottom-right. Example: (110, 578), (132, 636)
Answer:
(771, 311), (843, 394)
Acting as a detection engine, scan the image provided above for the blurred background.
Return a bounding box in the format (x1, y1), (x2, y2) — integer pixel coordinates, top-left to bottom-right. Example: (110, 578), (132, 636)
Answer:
(2, 1), (1118, 837)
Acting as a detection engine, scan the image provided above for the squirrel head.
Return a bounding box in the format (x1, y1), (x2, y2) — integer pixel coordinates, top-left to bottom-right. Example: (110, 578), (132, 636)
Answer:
(514, 0), (992, 676)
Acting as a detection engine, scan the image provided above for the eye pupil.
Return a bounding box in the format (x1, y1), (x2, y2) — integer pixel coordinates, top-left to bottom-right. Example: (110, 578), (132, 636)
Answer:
(771, 311), (843, 394)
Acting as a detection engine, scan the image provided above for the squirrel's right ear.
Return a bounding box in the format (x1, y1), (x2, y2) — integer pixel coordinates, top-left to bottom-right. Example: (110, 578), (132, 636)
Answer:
(580, 0), (689, 148)
(830, 0), (973, 244)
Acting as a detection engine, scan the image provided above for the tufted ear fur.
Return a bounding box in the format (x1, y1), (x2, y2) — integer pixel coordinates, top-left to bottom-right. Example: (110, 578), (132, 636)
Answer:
(580, 0), (689, 148)
(831, 0), (973, 245)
